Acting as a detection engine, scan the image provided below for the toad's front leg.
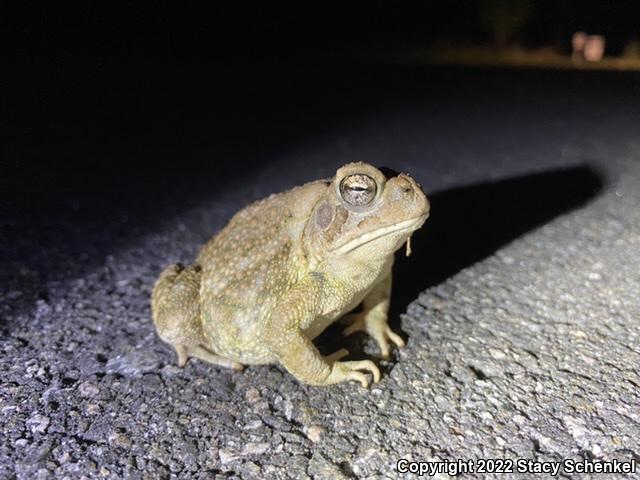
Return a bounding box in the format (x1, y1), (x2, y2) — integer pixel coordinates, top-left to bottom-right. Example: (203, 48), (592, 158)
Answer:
(342, 273), (405, 358)
(261, 275), (380, 388)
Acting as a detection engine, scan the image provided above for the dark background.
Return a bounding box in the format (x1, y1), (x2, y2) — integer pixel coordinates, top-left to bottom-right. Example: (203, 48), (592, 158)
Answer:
(3, 1), (639, 192)
(4, 1), (640, 58)
(2, 0), (639, 271)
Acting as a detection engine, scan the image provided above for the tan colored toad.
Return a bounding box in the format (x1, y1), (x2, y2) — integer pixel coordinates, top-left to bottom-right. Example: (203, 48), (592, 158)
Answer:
(151, 162), (429, 387)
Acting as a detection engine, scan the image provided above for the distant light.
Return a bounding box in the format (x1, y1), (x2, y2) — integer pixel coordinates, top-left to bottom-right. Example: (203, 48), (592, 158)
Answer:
(572, 32), (606, 62)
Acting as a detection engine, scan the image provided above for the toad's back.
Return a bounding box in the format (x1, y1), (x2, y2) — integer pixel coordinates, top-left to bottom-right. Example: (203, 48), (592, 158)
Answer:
(195, 183), (325, 362)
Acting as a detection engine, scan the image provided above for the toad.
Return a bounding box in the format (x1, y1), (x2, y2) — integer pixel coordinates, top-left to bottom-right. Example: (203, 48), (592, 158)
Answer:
(151, 162), (429, 387)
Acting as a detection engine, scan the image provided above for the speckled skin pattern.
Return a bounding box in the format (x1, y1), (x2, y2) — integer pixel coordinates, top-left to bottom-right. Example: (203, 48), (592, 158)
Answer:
(151, 162), (429, 387)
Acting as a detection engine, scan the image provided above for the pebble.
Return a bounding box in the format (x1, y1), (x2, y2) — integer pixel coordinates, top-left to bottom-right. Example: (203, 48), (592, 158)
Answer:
(241, 442), (270, 456)
(106, 351), (160, 377)
(245, 387), (261, 404)
(108, 433), (132, 450)
(27, 414), (50, 434)
(305, 425), (325, 443)
(218, 449), (240, 465)
(78, 382), (100, 397)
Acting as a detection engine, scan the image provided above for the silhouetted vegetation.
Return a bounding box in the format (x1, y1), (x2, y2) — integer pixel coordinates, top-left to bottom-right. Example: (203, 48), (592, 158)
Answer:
(481, 0), (532, 45)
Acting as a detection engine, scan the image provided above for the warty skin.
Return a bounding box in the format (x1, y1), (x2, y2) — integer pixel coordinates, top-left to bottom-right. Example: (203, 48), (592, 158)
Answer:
(151, 162), (429, 387)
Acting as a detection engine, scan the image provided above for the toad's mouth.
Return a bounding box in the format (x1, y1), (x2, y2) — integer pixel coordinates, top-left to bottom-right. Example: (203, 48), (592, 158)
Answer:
(331, 214), (428, 255)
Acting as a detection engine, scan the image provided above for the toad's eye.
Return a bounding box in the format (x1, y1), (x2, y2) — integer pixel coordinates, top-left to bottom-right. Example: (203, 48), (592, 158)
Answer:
(339, 174), (377, 206)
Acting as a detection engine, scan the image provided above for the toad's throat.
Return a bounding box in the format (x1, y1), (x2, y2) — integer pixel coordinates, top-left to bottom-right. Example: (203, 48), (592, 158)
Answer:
(331, 215), (427, 255)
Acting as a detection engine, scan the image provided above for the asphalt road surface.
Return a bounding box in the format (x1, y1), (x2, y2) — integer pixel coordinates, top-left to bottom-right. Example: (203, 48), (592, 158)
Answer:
(2, 64), (640, 479)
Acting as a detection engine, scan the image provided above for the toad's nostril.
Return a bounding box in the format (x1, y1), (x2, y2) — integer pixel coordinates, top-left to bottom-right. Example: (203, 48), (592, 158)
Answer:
(399, 178), (414, 194)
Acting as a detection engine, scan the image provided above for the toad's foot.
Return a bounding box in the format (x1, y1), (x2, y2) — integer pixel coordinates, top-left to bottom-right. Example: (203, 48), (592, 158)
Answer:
(175, 345), (244, 371)
(342, 311), (405, 359)
(326, 358), (381, 388)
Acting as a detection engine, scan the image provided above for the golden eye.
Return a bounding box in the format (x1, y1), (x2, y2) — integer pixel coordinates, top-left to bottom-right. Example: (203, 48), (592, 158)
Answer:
(339, 174), (377, 206)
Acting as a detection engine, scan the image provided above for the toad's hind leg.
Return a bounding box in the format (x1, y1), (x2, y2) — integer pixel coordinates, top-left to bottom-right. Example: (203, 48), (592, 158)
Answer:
(151, 264), (243, 370)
